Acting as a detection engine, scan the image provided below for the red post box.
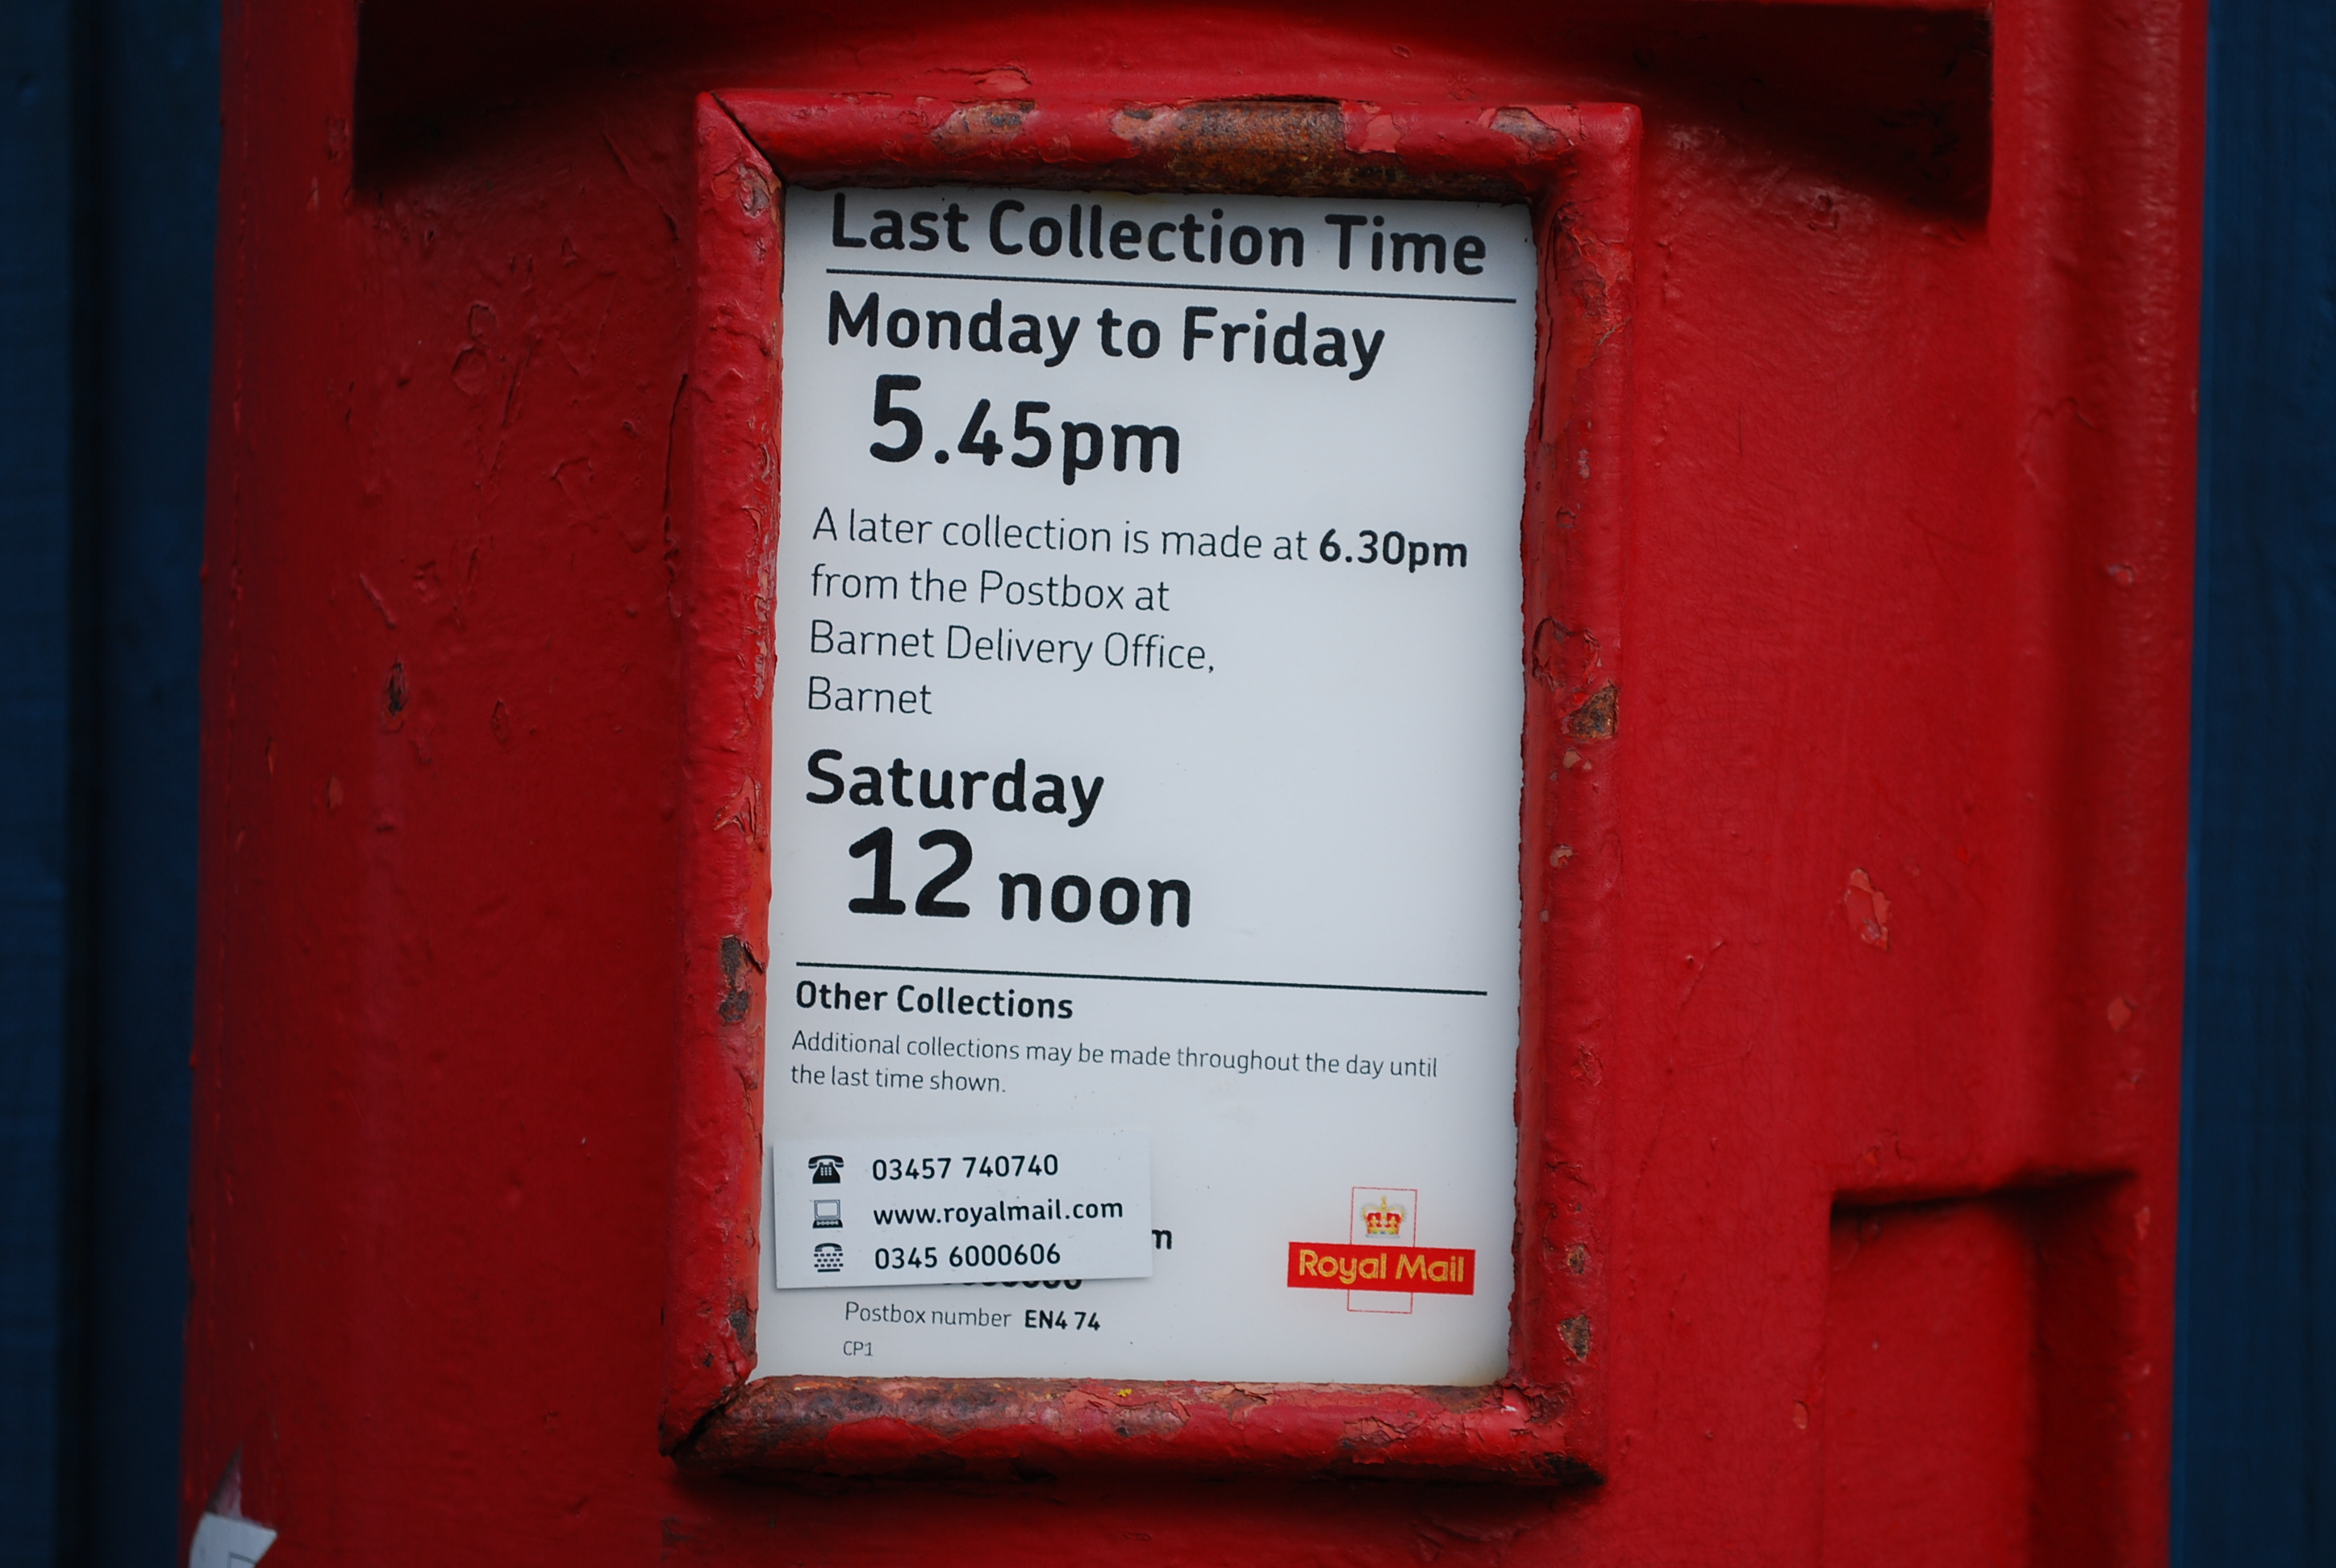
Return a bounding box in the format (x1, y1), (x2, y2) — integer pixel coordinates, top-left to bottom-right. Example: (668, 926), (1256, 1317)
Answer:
(186, 1), (2199, 1562)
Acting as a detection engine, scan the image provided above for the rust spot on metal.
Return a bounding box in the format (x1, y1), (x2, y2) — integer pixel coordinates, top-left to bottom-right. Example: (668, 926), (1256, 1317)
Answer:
(728, 1297), (756, 1361)
(1416, 1381), (1496, 1414)
(769, 97), (1569, 199)
(1106, 98), (1525, 199)
(718, 934), (763, 1024)
(931, 99), (1033, 155)
(1559, 1313), (1593, 1360)
(1566, 682), (1618, 739)
(679, 1376), (1596, 1487)
(1112, 100), (1354, 194)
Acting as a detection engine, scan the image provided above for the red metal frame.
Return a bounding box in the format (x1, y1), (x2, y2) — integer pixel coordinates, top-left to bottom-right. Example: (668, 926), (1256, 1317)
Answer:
(664, 90), (1638, 1483)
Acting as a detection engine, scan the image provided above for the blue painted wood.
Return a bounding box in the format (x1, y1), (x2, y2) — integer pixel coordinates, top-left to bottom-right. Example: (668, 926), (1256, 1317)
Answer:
(78, 0), (216, 1558)
(2175, 0), (2336, 1562)
(0, 0), (213, 1558)
(2, 0), (91, 1559)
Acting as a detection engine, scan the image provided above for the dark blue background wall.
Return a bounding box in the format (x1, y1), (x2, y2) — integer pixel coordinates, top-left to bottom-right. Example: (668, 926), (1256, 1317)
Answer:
(0, 0), (2325, 1562)
(2174, 0), (2336, 1562)
(1, 0), (215, 1562)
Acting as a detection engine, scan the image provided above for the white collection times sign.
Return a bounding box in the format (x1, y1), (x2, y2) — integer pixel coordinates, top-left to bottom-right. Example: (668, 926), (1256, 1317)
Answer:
(757, 184), (1533, 1386)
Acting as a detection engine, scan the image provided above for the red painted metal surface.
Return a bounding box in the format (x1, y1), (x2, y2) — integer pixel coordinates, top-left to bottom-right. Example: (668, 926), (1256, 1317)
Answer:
(188, 0), (2200, 1561)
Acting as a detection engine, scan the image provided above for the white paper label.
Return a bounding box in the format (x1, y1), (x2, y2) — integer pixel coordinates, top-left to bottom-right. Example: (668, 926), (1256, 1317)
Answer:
(188, 1514), (275, 1568)
(758, 185), (1532, 1385)
(770, 1131), (1154, 1288)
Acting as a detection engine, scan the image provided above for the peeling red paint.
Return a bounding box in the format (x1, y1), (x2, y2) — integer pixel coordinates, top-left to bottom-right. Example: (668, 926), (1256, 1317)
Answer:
(689, 1377), (1592, 1487)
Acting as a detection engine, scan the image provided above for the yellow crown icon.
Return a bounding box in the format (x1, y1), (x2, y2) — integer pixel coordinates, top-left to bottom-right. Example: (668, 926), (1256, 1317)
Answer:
(1363, 1204), (1404, 1236)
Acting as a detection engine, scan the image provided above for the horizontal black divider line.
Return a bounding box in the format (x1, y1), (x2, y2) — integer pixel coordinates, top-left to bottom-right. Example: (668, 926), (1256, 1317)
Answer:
(796, 960), (1488, 998)
(825, 265), (1517, 307)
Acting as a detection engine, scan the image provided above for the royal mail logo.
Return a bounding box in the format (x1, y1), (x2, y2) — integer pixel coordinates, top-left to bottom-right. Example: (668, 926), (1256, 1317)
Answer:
(1287, 1242), (1475, 1295)
(1341, 1185), (1424, 1312)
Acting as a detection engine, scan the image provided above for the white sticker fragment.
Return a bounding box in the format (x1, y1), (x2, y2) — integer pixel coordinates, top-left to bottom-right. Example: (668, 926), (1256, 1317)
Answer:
(190, 1512), (276, 1568)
